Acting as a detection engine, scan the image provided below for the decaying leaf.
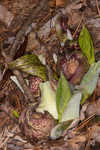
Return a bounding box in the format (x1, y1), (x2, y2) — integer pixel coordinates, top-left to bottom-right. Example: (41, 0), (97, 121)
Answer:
(79, 25), (95, 65)
(8, 54), (47, 81)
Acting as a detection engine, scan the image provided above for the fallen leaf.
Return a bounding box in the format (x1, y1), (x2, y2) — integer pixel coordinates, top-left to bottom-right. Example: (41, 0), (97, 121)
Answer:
(49, 0), (56, 7)
(56, 0), (67, 7)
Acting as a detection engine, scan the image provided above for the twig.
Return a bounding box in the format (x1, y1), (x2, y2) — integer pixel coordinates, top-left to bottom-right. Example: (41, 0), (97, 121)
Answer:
(74, 113), (96, 132)
(96, 0), (100, 17)
(0, 117), (8, 129)
(73, 13), (84, 39)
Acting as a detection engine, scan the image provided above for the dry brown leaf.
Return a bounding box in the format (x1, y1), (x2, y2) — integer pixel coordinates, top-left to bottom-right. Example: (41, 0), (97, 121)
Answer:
(26, 32), (39, 52)
(49, 0), (56, 7)
(56, 0), (67, 7)
(0, 5), (14, 27)
(86, 98), (100, 116)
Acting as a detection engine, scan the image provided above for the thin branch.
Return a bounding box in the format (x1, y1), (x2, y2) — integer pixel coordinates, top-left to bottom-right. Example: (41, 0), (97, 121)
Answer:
(96, 0), (100, 17)
(73, 13), (84, 39)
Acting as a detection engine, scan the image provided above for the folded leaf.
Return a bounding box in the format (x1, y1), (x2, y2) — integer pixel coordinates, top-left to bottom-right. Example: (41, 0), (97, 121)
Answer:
(55, 17), (67, 46)
(79, 25), (95, 64)
(80, 61), (100, 104)
(8, 54), (47, 81)
(56, 74), (72, 122)
(50, 121), (72, 140)
(37, 81), (58, 119)
(61, 92), (82, 122)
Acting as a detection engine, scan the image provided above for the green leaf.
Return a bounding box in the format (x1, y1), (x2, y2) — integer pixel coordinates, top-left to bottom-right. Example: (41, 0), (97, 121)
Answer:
(12, 110), (19, 118)
(37, 81), (58, 119)
(79, 25), (95, 64)
(56, 74), (72, 122)
(61, 92), (82, 122)
(8, 54), (47, 81)
(80, 61), (100, 104)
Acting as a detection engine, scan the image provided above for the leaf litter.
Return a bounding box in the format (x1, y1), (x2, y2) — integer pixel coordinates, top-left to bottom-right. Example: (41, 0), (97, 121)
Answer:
(0, 0), (100, 149)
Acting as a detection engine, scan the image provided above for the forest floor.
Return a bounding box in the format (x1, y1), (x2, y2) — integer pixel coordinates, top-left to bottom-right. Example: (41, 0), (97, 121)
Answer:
(0, 0), (100, 150)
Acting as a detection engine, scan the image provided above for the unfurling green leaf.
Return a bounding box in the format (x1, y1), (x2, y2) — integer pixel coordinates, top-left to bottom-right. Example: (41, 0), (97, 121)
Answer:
(8, 54), (47, 81)
(12, 110), (19, 118)
(55, 17), (67, 46)
(37, 81), (58, 119)
(50, 121), (72, 140)
(79, 25), (95, 64)
(55, 16), (73, 46)
(61, 92), (82, 122)
(80, 61), (100, 104)
(56, 74), (72, 122)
